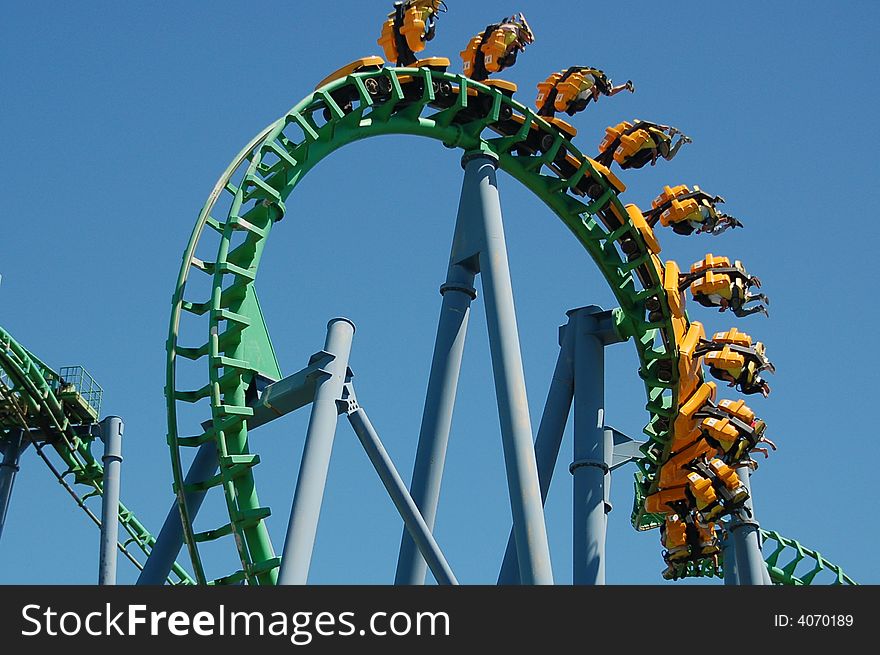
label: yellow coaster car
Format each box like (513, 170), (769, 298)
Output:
(378, 0), (447, 66)
(316, 56), (385, 90)
(535, 66), (631, 117)
(646, 185), (742, 236)
(660, 512), (718, 578)
(461, 13), (534, 81)
(679, 255), (770, 318)
(315, 57), (387, 122)
(696, 398), (775, 462)
(596, 120), (690, 170)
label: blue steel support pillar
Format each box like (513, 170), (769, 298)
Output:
(137, 440), (218, 584)
(730, 465), (767, 585)
(570, 307), (624, 585)
(721, 524), (738, 585)
(340, 386), (457, 585)
(498, 313), (576, 584)
(0, 429), (27, 542)
(98, 416), (124, 586)
(603, 427), (614, 526)
(741, 469), (773, 585)
(469, 153), (553, 585)
(395, 219), (476, 583)
(278, 318), (354, 585)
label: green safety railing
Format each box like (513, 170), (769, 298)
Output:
(56, 365), (103, 420)
(0, 326), (193, 584)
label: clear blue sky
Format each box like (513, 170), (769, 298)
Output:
(1, 1), (877, 584)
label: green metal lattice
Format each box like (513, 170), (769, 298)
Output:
(0, 325), (193, 584)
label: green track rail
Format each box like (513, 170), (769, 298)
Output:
(673, 529), (857, 584)
(759, 530), (856, 585)
(0, 326), (193, 585)
(165, 63), (853, 585)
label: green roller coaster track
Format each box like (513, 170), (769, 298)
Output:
(151, 63), (854, 586)
(760, 531), (855, 586)
(0, 326), (193, 585)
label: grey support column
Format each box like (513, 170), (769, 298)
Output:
(137, 440), (219, 585)
(341, 387), (457, 585)
(469, 153), (553, 585)
(278, 318), (354, 585)
(0, 429), (27, 541)
(571, 309), (606, 585)
(395, 213), (476, 584)
(721, 523), (738, 585)
(730, 465), (767, 585)
(498, 315), (576, 584)
(98, 416), (124, 585)
(569, 307), (624, 585)
(745, 469), (773, 585)
(603, 427), (614, 526)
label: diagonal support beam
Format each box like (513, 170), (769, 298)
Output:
(137, 440), (219, 585)
(400, 152), (553, 585)
(339, 383), (458, 585)
(498, 316), (576, 584)
(469, 154), (554, 585)
(498, 307), (630, 585)
(395, 259), (476, 583)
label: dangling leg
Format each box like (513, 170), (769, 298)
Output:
(664, 134), (692, 162)
(606, 80), (635, 96)
(732, 304), (768, 318)
(701, 213), (743, 235)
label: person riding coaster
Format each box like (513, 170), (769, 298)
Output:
(646, 184), (744, 236)
(693, 330), (775, 397)
(378, 0), (448, 67)
(678, 254), (769, 318)
(535, 66), (634, 118)
(460, 13), (534, 81)
(660, 507), (719, 579)
(684, 456), (750, 521)
(696, 398), (778, 462)
(595, 120), (691, 169)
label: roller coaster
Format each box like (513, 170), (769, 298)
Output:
(0, 3), (857, 586)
